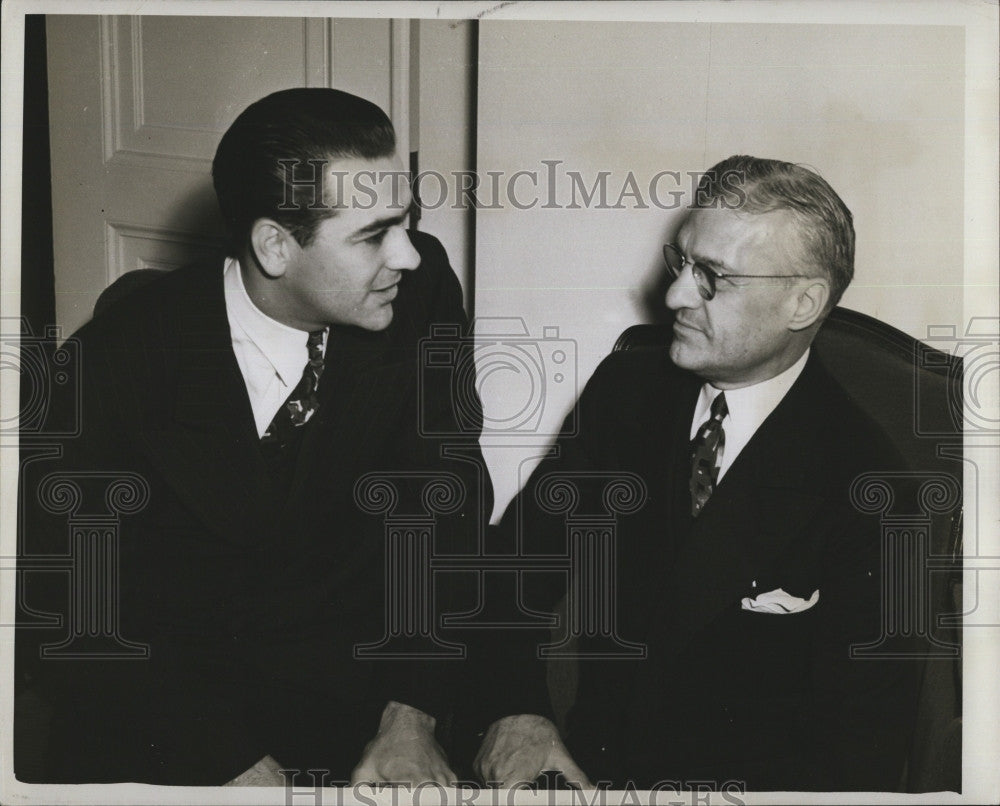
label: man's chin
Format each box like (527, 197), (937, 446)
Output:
(668, 340), (702, 373)
(357, 306), (395, 332)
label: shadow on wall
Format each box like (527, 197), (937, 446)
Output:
(636, 260), (676, 328)
(164, 178), (227, 247)
(634, 219), (680, 328)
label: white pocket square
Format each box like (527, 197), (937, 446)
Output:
(741, 587), (819, 614)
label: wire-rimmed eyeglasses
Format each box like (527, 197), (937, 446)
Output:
(662, 243), (813, 301)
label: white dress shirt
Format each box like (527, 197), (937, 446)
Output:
(689, 349), (810, 481)
(223, 257), (327, 437)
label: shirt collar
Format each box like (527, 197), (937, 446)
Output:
(223, 256), (326, 386)
(690, 348), (810, 440)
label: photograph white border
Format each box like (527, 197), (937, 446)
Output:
(2, 2), (997, 805)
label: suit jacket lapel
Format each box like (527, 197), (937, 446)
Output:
(618, 366), (698, 634)
(283, 324), (411, 518)
(647, 355), (832, 654)
(663, 370), (700, 528)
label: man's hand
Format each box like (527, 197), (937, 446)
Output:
(224, 754), (286, 786)
(474, 714), (592, 788)
(350, 701), (456, 786)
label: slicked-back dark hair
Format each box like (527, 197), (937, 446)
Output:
(212, 88), (396, 254)
(695, 155), (855, 308)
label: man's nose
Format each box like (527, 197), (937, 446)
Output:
(385, 227), (421, 271)
(665, 264), (702, 310)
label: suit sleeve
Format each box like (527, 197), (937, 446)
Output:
(372, 232), (496, 727)
(458, 353), (634, 735)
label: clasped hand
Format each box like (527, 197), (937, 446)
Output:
(474, 714), (592, 789)
(350, 700), (455, 786)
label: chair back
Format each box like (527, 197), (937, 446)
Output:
(615, 307), (963, 465)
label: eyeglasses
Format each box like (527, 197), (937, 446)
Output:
(662, 243), (813, 301)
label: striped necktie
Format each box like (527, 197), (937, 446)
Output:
(260, 329), (325, 448)
(689, 391), (728, 517)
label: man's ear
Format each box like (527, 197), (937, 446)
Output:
(788, 278), (830, 331)
(249, 219), (296, 279)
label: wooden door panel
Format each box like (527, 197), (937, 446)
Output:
(102, 16), (331, 170)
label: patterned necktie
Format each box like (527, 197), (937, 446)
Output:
(689, 391), (728, 517)
(261, 329), (326, 448)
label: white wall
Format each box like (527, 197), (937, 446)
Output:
(474, 20), (967, 520)
(415, 20), (477, 308)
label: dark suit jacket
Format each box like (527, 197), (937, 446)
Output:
(500, 345), (920, 791)
(18, 231), (491, 784)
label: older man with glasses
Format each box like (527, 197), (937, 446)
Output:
(474, 156), (920, 792)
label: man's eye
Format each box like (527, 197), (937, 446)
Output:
(697, 263), (726, 282)
(367, 230), (388, 245)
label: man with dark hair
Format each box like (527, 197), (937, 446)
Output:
(212, 88), (400, 254)
(476, 156), (919, 791)
(18, 88), (489, 785)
